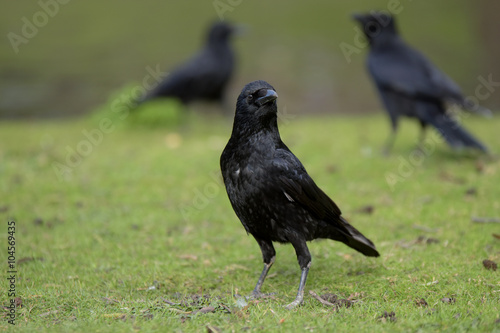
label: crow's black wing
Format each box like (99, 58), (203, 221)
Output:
(271, 149), (349, 234)
(273, 150), (379, 256)
(368, 40), (463, 102)
(142, 46), (230, 103)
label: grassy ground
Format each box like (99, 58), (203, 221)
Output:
(0, 110), (499, 332)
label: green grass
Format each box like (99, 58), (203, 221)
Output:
(1, 111), (499, 332)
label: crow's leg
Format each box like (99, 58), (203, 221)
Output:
(416, 121), (428, 150)
(382, 127), (398, 156)
(285, 239), (311, 310)
(249, 238), (275, 298)
(382, 115), (399, 156)
(382, 133), (395, 156)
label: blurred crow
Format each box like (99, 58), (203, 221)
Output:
(220, 80), (379, 309)
(135, 22), (237, 107)
(353, 12), (490, 153)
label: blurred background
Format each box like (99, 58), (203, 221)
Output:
(1, 0), (499, 119)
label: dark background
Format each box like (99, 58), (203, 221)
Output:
(1, 0), (499, 118)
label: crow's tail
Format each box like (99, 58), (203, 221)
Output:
(336, 217), (380, 257)
(428, 113), (488, 152)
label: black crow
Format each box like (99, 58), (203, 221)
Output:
(135, 21), (237, 107)
(220, 80), (379, 309)
(353, 12), (490, 153)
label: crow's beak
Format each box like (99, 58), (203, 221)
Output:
(256, 89), (278, 106)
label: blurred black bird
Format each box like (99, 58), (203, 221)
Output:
(135, 21), (237, 108)
(220, 80), (379, 309)
(353, 12), (490, 153)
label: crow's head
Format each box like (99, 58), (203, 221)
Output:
(231, 80), (280, 134)
(236, 80), (278, 121)
(207, 22), (236, 44)
(352, 11), (397, 42)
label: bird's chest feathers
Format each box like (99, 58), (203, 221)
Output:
(230, 150), (272, 187)
(226, 137), (278, 196)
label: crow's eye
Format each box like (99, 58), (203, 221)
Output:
(247, 95), (254, 102)
(366, 22), (379, 35)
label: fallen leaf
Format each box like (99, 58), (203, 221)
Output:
(325, 164), (338, 174)
(425, 237), (439, 244)
(348, 292), (364, 300)
(482, 259), (497, 271)
(441, 297), (456, 304)
(194, 306), (215, 315)
(14, 297), (22, 308)
(219, 303), (231, 314)
(475, 161), (485, 173)
(355, 205), (374, 215)
(33, 218), (43, 226)
(377, 311), (396, 322)
(309, 291), (353, 309)
(465, 188), (477, 196)
(415, 298), (428, 307)
(17, 257), (34, 264)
